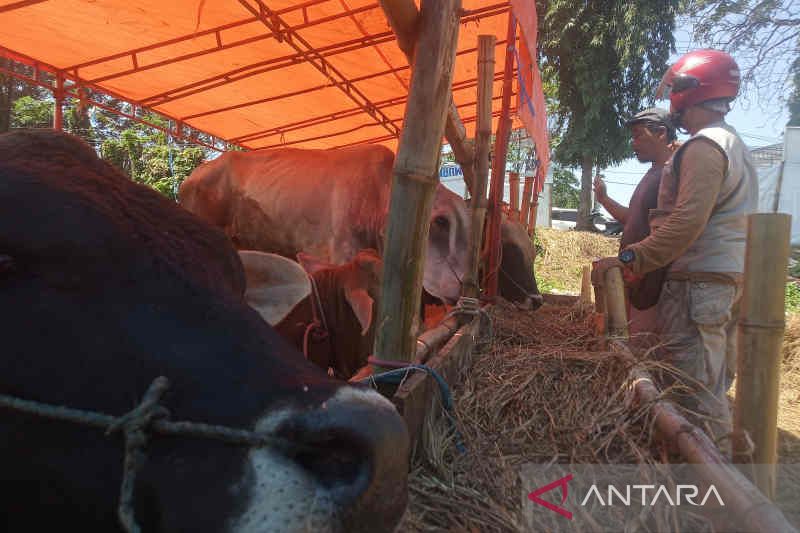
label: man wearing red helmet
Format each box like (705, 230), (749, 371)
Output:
(616, 50), (759, 448)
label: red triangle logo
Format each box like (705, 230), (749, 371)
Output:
(527, 473), (573, 520)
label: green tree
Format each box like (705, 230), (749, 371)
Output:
(537, 0), (679, 230)
(684, 0), (799, 120)
(1, 59), (51, 132)
(10, 95), (53, 128)
(100, 113), (206, 200)
(790, 61), (800, 126)
(551, 166), (580, 208)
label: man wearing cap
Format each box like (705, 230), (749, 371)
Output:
(610, 50), (758, 448)
(594, 108), (677, 341)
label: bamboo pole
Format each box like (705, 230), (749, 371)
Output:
(527, 199), (538, 237)
(520, 173), (534, 231)
(604, 266), (629, 339)
(579, 265), (592, 306)
(462, 34), (495, 299)
(599, 262), (795, 531)
(484, 13), (516, 299)
(379, 0), (477, 198)
(610, 341), (796, 533)
(509, 171), (520, 219)
(734, 213), (792, 497)
(372, 0), (462, 368)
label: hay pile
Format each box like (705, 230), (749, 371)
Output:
(534, 229), (619, 294)
(780, 315), (800, 462)
(400, 299), (669, 533)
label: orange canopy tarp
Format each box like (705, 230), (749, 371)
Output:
(0, 0), (546, 165)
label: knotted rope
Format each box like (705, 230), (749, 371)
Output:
(0, 376), (313, 533)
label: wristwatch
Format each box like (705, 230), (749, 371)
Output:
(618, 249), (635, 265)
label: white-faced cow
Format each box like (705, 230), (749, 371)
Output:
(0, 130), (408, 532)
(240, 249), (381, 380)
(179, 145), (469, 305)
(179, 145), (542, 310)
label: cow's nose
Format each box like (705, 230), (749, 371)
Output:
(276, 387), (409, 532)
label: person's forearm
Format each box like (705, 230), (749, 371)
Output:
(598, 196), (629, 224)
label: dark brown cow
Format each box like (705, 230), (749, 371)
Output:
(179, 145), (470, 304)
(498, 214), (543, 310)
(240, 249), (381, 380)
(0, 130), (408, 533)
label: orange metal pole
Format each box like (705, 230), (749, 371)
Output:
(53, 72), (64, 131)
(484, 12), (516, 299)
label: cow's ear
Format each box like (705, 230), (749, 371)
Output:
(297, 252), (333, 275)
(239, 251), (311, 325)
(344, 287), (374, 336)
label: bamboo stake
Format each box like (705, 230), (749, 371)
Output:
(734, 213), (792, 498)
(527, 199), (538, 237)
(600, 264), (795, 532)
(579, 265), (592, 305)
(610, 341), (796, 533)
(462, 34), (495, 299)
(509, 171), (520, 219)
(484, 13), (516, 299)
(520, 173), (534, 231)
(372, 0), (462, 368)
(379, 0), (477, 197)
(604, 266), (629, 339)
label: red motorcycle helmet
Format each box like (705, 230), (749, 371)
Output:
(655, 49), (740, 113)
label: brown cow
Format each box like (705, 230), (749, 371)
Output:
(239, 249), (381, 380)
(498, 214), (543, 310)
(180, 145), (470, 304)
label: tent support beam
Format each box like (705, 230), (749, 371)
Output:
(380, 0), (508, 196)
(182, 39), (509, 123)
(238, 0), (399, 138)
(244, 93), (507, 150)
(330, 109), (506, 150)
(0, 55), (230, 152)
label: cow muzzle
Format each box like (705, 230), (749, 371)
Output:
(234, 387), (409, 533)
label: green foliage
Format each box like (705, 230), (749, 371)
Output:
(537, 0), (679, 169)
(551, 166), (580, 208)
(787, 282), (800, 314)
(684, 0), (798, 113)
(11, 95), (53, 128)
(100, 113), (206, 200)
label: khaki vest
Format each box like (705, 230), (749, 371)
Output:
(653, 121), (758, 274)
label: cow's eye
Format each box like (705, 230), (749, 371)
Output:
(433, 216), (449, 229)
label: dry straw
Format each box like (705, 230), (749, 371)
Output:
(400, 298), (709, 533)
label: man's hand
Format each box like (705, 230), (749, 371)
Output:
(592, 256), (641, 286)
(593, 174), (608, 204)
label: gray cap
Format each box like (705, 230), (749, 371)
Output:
(625, 107), (676, 138)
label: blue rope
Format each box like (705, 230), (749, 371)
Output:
(511, 44), (537, 119)
(358, 365), (466, 454)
